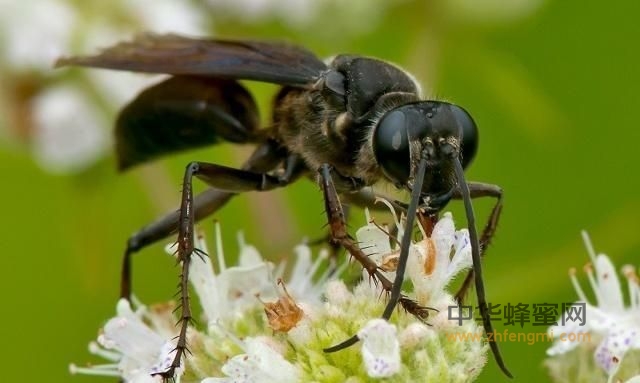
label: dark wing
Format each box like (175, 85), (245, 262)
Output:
(56, 35), (328, 169)
(114, 76), (260, 170)
(56, 34), (328, 87)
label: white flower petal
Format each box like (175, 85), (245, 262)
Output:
(595, 254), (625, 312)
(406, 243), (426, 283)
(210, 338), (299, 383)
(445, 229), (473, 282)
(100, 317), (166, 365)
(288, 244), (313, 291)
(238, 232), (264, 267)
(595, 326), (640, 374)
(358, 319), (401, 378)
(356, 219), (393, 264)
(546, 322), (585, 356)
(218, 264), (274, 306)
(189, 235), (222, 324)
(432, 213), (455, 268)
(76, 299), (182, 381)
(286, 244), (329, 303)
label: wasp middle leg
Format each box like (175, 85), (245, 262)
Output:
(158, 153), (305, 379)
(119, 139), (291, 299)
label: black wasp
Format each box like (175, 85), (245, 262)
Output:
(57, 34), (511, 379)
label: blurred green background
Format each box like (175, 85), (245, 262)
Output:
(1, 0), (639, 382)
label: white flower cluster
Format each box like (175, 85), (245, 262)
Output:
(546, 232), (640, 383)
(71, 206), (487, 382)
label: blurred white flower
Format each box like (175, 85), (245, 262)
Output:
(126, 0), (207, 34)
(0, 0), (76, 70)
(31, 85), (109, 173)
(546, 232), (640, 383)
(1, 0), (209, 173)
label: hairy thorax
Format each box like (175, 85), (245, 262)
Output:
(270, 87), (382, 187)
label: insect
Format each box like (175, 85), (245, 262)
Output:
(57, 34), (511, 379)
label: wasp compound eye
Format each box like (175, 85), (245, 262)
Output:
(449, 104), (478, 168)
(373, 109), (410, 185)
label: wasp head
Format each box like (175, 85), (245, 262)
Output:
(372, 101), (478, 211)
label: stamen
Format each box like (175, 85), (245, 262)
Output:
(88, 341), (120, 361)
(289, 245), (314, 293)
(215, 221), (226, 271)
(374, 198), (401, 229)
(69, 364), (120, 377)
(307, 248), (327, 281)
(317, 250), (349, 282)
(416, 215), (427, 239)
(581, 231), (598, 266)
(622, 265), (639, 309)
(569, 268), (590, 303)
(196, 228), (209, 256)
(584, 263), (603, 306)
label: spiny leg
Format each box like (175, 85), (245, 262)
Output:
(159, 156), (304, 379)
(308, 187), (407, 259)
(453, 182), (503, 303)
(319, 165), (434, 348)
(318, 164), (393, 292)
(323, 156), (430, 352)
(120, 140), (286, 299)
(121, 189), (233, 299)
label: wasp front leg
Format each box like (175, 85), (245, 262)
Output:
(318, 165), (394, 292)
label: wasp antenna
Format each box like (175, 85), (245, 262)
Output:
(382, 156), (428, 319)
(453, 159), (513, 378)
